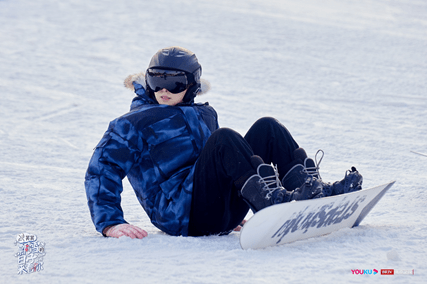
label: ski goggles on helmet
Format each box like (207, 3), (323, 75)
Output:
(146, 68), (191, 94)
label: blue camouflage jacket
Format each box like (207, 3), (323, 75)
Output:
(84, 84), (219, 236)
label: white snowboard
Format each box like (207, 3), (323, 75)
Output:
(240, 181), (395, 250)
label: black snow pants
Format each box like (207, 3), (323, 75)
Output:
(188, 117), (299, 236)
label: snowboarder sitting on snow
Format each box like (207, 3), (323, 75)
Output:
(84, 46), (363, 239)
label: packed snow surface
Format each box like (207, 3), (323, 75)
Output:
(1, 0), (426, 283)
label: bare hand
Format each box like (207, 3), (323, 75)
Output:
(104, 224), (148, 239)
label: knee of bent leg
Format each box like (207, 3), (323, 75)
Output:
(210, 128), (243, 142)
(253, 117), (280, 129)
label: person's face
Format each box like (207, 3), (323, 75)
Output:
(155, 88), (187, 106)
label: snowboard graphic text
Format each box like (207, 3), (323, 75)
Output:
(272, 195), (367, 244)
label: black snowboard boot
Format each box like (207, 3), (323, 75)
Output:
(240, 156), (292, 213)
(282, 148), (363, 197)
(281, 163), (324, 200)
(281, 148), (324, 192)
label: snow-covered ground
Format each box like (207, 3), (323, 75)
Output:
(1, 0), (426, 283)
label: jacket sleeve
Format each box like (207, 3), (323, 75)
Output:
(84, 120), (141, 235)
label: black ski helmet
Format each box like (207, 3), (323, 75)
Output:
(145, 46), (202, 103)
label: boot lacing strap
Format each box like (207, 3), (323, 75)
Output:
(260, 164), (282, 200)
(304, 149), (324, 179)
